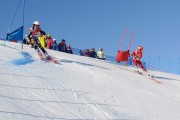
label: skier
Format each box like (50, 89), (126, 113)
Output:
(131, 46), (152, 76)
(27, 21), (49, 58)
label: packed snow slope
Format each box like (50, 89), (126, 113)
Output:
(0, 41), (180, 120)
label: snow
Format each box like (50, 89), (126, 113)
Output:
(0, 41), (180, 120)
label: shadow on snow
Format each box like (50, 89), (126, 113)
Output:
(11, 52), (34, 65)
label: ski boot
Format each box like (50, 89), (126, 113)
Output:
(44, 52), (51, 59)
(147, 74), (154, 78)
(136, 70), (142, 74)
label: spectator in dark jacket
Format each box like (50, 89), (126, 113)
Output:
(79, 50), (84, 56)
(67, 45), (73, 54)
(89, 48), (97, 58)
(58, 39), (67, 52)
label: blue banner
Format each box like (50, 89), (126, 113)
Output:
(0, 38), (5, 40)
(6, 26), (23, 41)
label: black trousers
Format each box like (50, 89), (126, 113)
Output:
(30, 36), (47, 54)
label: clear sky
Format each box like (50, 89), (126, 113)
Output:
(0, 0), (180, 58)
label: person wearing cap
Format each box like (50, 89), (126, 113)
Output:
(52, 39), (58, 50)
(97, 48), (105, 60)
(27, 21), (49, 57)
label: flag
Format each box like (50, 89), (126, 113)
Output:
(0, 38), (5, 40)
(6, 26), (23, 42)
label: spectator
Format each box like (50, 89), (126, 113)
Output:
(52, 39), (58, 50)
(58, 39), (67, 52)
(46, 34), (53, 49)
(67, 45), (73, 54)
(89, 48), (97, 58)
(79, 50), (84, 56)
(84, 49), (89, 57)
(97, 48), (105, 60)
(38, 33), (46, 48)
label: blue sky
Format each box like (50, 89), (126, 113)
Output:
(0, 0), (180, 58)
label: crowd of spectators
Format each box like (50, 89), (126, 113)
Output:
(79, 48), (105, 60)
(23, 34), (73, 54)
(24, 33), (105, 60)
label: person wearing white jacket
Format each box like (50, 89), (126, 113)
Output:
(97, 48), (105, 60)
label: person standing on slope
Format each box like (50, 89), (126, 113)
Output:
(46, 34), (53, 49)
(89, 48), (97, 58)
(58, 39), (67, 52)
(27, 21), (49, 58)
(97, 48), (105, 60)
(52, 39), (58, 50)
(38, 32), (46, 48)
(131, 46), (151, 76)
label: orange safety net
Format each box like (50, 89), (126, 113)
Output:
(115, 50), (130, 62)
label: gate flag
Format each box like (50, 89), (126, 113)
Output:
(6, 26), (23, 42)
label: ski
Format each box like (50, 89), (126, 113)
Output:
(115, 66), (162, 84)
(37, 51), (44, 60)
(134, 71), (162, 84)
(46, 56), (58, 63)
(36, 51), (58, 63)
(148, 76), (162, 84)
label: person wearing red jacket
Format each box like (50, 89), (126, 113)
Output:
(131, 46), (151, 76)
(46, 34), (53, 49)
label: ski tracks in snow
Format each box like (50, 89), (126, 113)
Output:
(65, 61), (120, 119)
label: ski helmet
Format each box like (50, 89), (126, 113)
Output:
(137, 46), (143, 51)
(33, 21), (40, 25)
